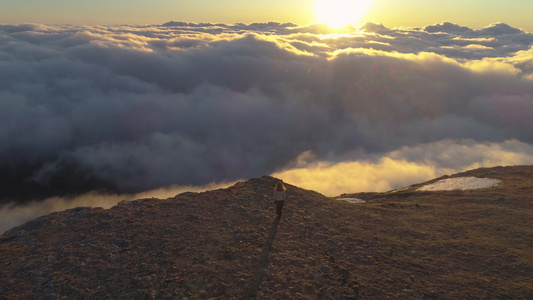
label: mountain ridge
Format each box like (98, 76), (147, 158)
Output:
(1, 167), (532, 299)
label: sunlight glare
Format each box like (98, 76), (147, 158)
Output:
(315, 0), (372, 28)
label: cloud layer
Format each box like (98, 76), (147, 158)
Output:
(273, 139), (533, 196)
(1, 21), (533, 205)
(0, 180), (235, 234)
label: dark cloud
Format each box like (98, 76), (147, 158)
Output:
(0, 24), (43, 33)
(478, 23), (524, 36)
(1, 22), (533, 204)
(359, 22), (392, 34)
(425, 22), (474, 34)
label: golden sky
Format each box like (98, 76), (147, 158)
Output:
(1, 0), (532, 31)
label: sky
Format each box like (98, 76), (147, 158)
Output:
(1, 1), (533, 232)
(1, 0), (533, 31)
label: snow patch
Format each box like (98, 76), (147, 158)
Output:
(336, 198), (366, 204)
(417, 177), (501, 191)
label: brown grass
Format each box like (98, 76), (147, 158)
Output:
(1, 166), (532, 299)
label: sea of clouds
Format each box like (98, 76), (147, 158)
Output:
(1, 21), (533, 232)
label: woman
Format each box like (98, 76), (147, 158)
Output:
(273, 182), (286, 219)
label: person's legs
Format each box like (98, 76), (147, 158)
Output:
(275, 200), (284, 218)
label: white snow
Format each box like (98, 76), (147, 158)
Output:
(417, 176), (501, 191)
(336, 198), (366, 204)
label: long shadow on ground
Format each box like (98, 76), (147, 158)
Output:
(245, 217), (280, 298)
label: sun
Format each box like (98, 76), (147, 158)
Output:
(315, 0), (372, 28)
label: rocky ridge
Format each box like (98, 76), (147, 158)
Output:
(1, 166), (533, 299)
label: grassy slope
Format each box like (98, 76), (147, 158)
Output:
(0, 166), (532, 299)
(337, 165), (533, 298)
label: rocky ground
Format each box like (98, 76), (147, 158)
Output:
(1, 166), (532, 299)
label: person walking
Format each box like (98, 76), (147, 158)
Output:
(273, 182), (286, 219)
